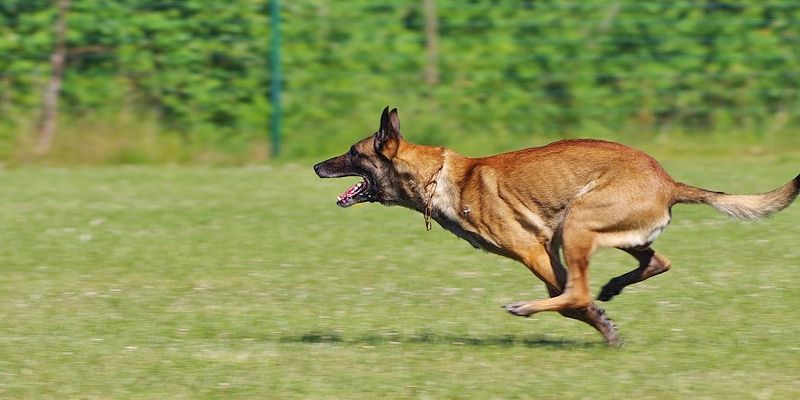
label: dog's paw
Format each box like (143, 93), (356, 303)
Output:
(597, 284), (622, 302)
(503, 301), (534, 317)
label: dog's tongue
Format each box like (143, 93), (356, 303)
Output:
(337, 180), (366, 207)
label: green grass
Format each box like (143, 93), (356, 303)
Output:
(1, 154), (799, 399)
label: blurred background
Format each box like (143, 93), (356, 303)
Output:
(1, 0), (799, 164)
(3, 2), (800, 397)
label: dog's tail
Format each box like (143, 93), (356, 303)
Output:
(671, 173), (800, 220)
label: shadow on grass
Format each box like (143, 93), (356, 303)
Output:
(278, 330), (603, 349)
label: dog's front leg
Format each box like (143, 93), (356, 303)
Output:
(504, 232), (594, 316)
(502, 242), (571, 316)
(502, 239), (622, 346)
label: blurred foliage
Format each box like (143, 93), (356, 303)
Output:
(1, 0), (799, 161)
(0, 0), (268, 159)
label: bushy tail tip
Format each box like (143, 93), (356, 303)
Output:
(673, 173), (799, 220)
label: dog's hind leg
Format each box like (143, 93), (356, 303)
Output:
(556, 299), (622, 347)
(597, 247), (671, 302)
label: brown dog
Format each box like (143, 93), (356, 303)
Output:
(313, 107), (799, 346)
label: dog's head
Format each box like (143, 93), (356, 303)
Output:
(313, 106), (405, 207)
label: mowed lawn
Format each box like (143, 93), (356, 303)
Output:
(1, 155), (798, 399)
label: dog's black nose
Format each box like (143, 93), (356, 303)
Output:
(313, 162), (323, 177)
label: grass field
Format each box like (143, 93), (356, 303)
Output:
(1, 153), (799, 399)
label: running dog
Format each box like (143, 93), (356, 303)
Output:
(313, 106), (799, 346)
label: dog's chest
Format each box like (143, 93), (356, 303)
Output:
(432, 203), (506, 253)
(428, 159), (505, 252)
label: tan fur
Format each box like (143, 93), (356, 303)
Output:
(315, 108), (800, 346)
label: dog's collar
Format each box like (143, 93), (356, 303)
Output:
(423, 165), (444, 231)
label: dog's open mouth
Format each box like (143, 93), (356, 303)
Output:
(337, 179), (371, 207)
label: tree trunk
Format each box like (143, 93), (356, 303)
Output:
(422, 0), (439, 86)
(35, 0), (70, 156)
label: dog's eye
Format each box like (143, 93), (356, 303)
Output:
(349, 146), (358, 157)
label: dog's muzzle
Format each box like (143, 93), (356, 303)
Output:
(313, 162), (326, 178)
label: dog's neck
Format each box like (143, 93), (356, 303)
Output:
(392, 142), (446, 211)
(393, 142), (468, 216)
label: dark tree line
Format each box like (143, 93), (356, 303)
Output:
(1, 1), (799, 159)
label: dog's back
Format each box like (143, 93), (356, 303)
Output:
(466, 139), (675, 230)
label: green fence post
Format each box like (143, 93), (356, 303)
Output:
(269, 0), (282, 157)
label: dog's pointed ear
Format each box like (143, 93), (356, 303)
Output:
(375, 106), (402, 156)
(388, 108), (403, 139)
(377, 106), (399, 140)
